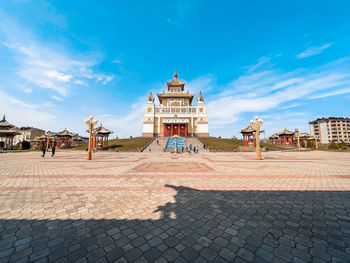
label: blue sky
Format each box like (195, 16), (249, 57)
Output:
(0, 0), (350, 138)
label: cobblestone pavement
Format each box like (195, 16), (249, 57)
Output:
(0, 151), (350, 262)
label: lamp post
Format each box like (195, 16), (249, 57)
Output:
(45, 131), (51, 152)
(85, 116), (98, 160)
(250, 116), (264, 160)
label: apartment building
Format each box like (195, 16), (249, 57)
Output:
(309, 117), (350, 144)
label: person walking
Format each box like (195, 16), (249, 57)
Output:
(193, 146), (196, 154)
(41, 143), (46, 158)
(51, 144), (56, 157)
(189, 144), (192, 151)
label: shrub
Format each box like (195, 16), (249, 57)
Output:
(338, 141), (348, 150)
(21, 140), (31, 150)
(328, 141), (338, 150)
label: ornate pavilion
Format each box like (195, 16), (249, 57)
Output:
(0, 115), (20, 150)
(240, 124), (264, 147)
(92, 124), (113, 148)
(142, 70), (209, 137)
(269, 128), (295, 146)
(55, 128), (76, 148)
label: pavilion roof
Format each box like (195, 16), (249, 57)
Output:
(56, 128), (76, 137)
(93, 124), (113, 134)
(269, 133), (279, 139)
(0, 115), (14, 129)
(166, 70), (186, 90)
(240, 125), (264, 134)
(276, 128), (295, 135)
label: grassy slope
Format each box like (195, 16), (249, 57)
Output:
(70, 137), (154, 152)
(200, 137), (290, 152)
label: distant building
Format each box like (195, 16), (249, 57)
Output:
(13, 127), (45, 145)
(309, 117), (350, 144)
(142, 70), (209, 137)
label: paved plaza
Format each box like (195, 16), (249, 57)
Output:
(0, 151), (350, 262)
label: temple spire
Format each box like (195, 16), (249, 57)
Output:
(2, 115), (5, 122)
(174, 70), (178, 80)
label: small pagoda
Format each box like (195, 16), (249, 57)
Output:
(55, 128), (76, 148)
(276, 128), (295, 145)
(240, 125), (264, 147)
(92, 124), (113, 148)
(0, 115), (20, 150)
(269, 133), (279, 144)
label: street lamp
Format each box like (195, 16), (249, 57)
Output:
(250, 116), (264, 160)
(85, 116), (98, 160)
(45, 131), (51, 152)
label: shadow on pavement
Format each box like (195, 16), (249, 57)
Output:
(1, 185), (350, 262)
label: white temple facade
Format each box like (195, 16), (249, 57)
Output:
(142, 71), (209, 137)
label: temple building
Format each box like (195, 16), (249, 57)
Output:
(142, 71), (209, 137)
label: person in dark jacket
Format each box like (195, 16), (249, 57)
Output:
(51, 145), (56, 157)
(41, 143), (46, 158)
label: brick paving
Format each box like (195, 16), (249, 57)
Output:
(0, 150), (350, 262)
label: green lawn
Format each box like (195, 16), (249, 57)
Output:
(70, 137), (154, 152)
(199, 137), (292, 152)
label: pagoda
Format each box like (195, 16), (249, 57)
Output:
(142, 70), (209, 137)
(0, 115), (20, 150)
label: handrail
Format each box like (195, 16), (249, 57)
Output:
(140, 136), (158, 152)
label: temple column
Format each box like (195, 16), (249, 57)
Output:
(185, 124), (188, 137)
(163, 124), (166, 137)
(178, 124), (180, 136)
(283, 137), (286, 145)
(171, 124), (173, 136)
(253, 135), (255, 147)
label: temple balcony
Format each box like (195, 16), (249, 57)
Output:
(155, 106), (198, 114)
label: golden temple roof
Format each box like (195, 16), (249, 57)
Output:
(166, 70), (186, 90)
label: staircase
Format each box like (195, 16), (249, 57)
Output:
(184, 137), (210, 152)
(142, 137), (168, 152)
(165, 137), (186, 149)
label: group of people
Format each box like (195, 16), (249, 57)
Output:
(41, 143), (56, 158)
(188, 144), (199, 154)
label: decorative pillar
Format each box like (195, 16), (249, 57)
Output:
(171, 124), (173, 136)
(178, 124), (180, 136)
(253, 135), (255, 147)
(283, 137), (286, 145)
(185, 124), (188, 137)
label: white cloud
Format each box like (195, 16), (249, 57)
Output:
(248, 56), (271, 72)
(297, 43), (332, 59)
(309, 87), (350, 99)
(112, 59), (122, 64)
(0, 13), (116, 96)
(51, 96), (64, 101)
(44, 70), (72, 82)
(102, 97), (146, 138)
(0, 90), (56, 129)
(206, 57), (350, 135)
(74, 80), (85, 85)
